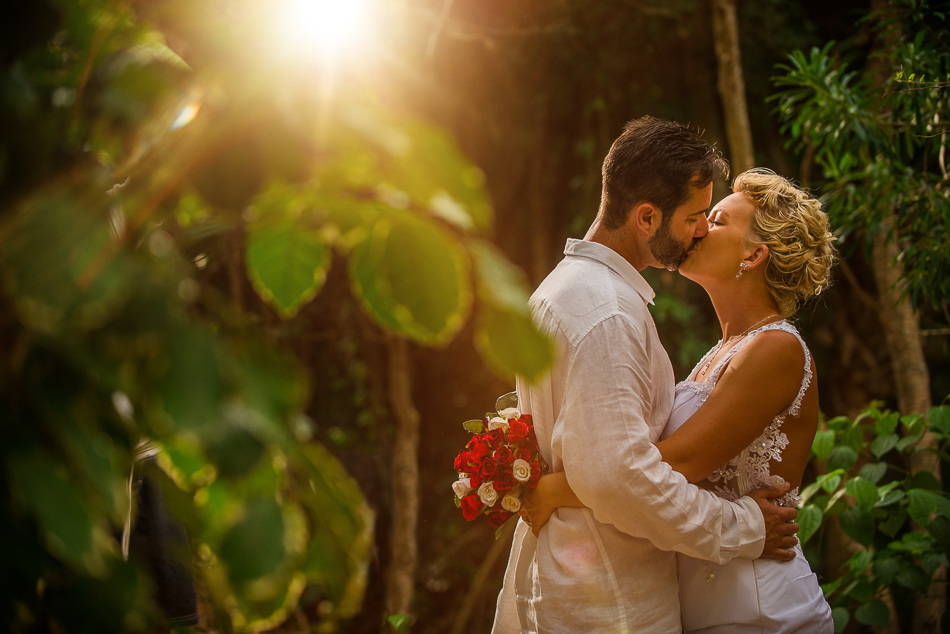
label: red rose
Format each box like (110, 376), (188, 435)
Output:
(460, 494), (483, 521)
(508, 419), (529, 445)
(488, 428), (507, 449)
(515, 447), (532, 463)
(521, 414), (533, 426)
(485, 507), (513, 528)
(528, 461), (542, 487)
(470, 437), (491, 462)
(494, 470), (515, 493)
(479, 457), (497, 481)
(455, 450), (477, 472)
(469, 472), (483, 488)
(493, 446), (514, 467)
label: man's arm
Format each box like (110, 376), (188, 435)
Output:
(556, 313), (774, 563)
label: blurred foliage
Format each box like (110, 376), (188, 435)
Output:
(800, 399), (950, 632)
(0, 0), (552, 631)
(772, 0), (950, 310)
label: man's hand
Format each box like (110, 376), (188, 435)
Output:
(748, 482), (799, 561)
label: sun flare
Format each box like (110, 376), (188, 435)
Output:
(277, 0), (368, 60)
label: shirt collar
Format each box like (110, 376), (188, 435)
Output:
(563, 238), (656, 305)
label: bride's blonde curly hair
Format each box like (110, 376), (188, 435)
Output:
(733, 168), (837, 318)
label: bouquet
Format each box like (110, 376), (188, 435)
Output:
(452, 393), (546, 536)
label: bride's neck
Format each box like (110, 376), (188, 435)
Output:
(706, 284), (780, 341)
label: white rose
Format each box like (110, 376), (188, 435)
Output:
(478, 481), (499, 507)
(452, 478), (472, 499)
(498, 407), (521, 420)
(488, 416), (509, 432)
(501, 488), (523, 513)
(512, 459), (531, 483)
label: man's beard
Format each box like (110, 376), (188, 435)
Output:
(649, 222), (697, 271)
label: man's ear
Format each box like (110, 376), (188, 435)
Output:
(632, 202), (661, 236)
(743, 244), (770, 271)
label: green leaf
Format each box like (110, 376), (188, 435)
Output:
(818, 469), (845, 493)
(873, 558), (900, 585)
(929, 405), (950, 434)
(912, 470), (943, 491)
(350, 112), (494, 233)
(846, 477), (879, 511)
(930, 516), (950, 553)
(9, 453), (99, 573)
(854, 599), (890, 626)
(839, 506), (875, 546)
(463, 419), (485, 434)
(495, 392), (519, 412)
(875, 412), (899, 436)
(895, 563), (932, 593)
(831, 607), (849, 633)
(812, 430), (835, 459)
(469, 241), (532, 315)
(246, 219), (330, 317)
(220, 497), (286, 583)
(827, 446), (858, 472)
(349, 211), (471, 346)
(797, 505), (823, 544)
(878, 510), (907, 537)
(903, 414), (925, 434)
(475, 305), (554, 383)
(388, 613), (412, 633)
(908, 488), (950, 527)
(896, 433), (922, 452)
(858, 462), (887, 484)
(158, 327), (228, 431)
(871, 434), (899, 458)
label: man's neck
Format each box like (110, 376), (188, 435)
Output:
(584, 218), (651, 272)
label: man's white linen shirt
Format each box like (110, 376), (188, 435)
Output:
(491, 239), (766, 634)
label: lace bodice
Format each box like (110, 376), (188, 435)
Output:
(670, 320), (813, 508)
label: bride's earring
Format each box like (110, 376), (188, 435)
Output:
(735, 262), (749, 280)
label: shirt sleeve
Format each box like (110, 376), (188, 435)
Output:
(555, 313), (765, 563)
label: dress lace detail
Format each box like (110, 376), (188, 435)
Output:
(675, 321), (813, 508)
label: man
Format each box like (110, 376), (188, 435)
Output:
(491, 117), (799, 633)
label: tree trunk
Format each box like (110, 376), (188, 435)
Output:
(384, 335), (420, 628)
(870, 228), (943, 633)
(711, 0), (754, 175)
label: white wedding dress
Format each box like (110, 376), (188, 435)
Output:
(660, 321), (833, 633)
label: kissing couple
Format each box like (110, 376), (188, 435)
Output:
(491, 116), (836, 633)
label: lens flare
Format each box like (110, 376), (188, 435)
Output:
(278, 0), (367, 59)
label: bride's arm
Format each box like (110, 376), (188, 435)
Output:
(655, 330), (808, 483)
(522, 331), (809, 534)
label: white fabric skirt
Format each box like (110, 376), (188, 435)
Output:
(678, 542), (833, 633)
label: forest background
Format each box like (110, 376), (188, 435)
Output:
(1, 0), (949, 633)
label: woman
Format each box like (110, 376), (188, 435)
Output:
(518, 168), (836, 633)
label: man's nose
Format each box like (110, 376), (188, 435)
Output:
(695, 214), (710, 238)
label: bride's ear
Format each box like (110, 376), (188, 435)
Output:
(743, 245), (770, 271)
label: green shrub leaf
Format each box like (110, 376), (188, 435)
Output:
(840, 506), (875, 546)
(246, 219), (330, 318)
(846, 477), (879, 511)
(812, 430), (835, 459)
(797, 504), (823, 544)
(827, 446), (858, 472)
(854, 599), (890, 626)
(857, 462), (887, 484)
(870, 433), (899, 458)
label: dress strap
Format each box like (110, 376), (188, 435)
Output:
(704, 321), (812, 415)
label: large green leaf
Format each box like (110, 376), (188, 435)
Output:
(9, 453), (101, 573)
(845, 477), (879, 511)
(246, 219), (330, 317)
(908, 488), (950, 527)
(219, 497), (286, 583)
(797, 504), (823, 544)
(811, 430), (835, 460)
(475, 305), (555, 383)
(349, 210), (471, 345)
(345, 111), (493, 233)
(854, 600), (890, 626)
(839, 506), (875, 547)
(157, 326), (228, 431)
(469, 240), (554, 381)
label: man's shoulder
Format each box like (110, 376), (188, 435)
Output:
(530, 258), (651, 341)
